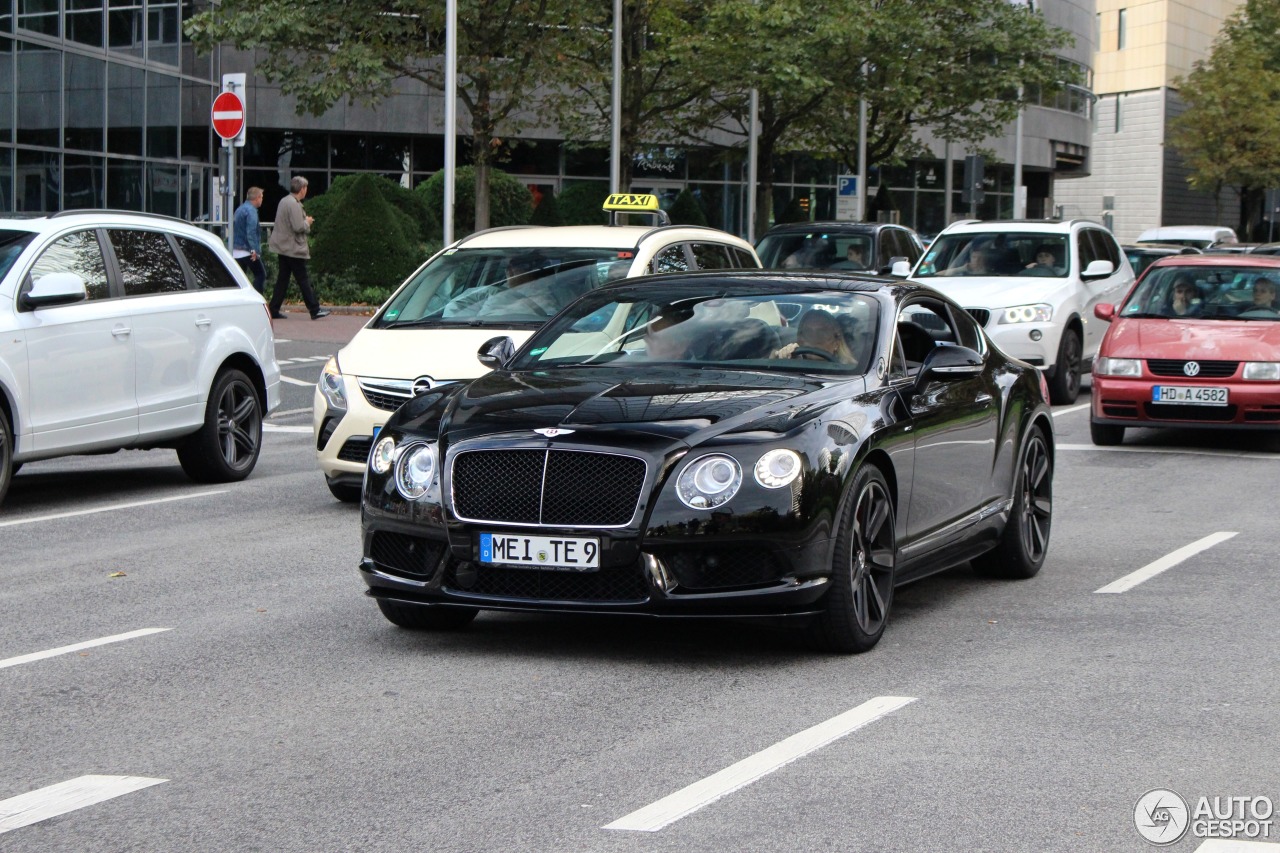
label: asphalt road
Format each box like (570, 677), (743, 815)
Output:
(2, 322), (1278, 853)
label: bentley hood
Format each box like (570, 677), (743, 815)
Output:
(390, 367), (856, 448)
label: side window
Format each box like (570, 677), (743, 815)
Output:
(26, 230), (111, 302)
(731, 247), (759, 268)
(1076, 229), (1099, 270)
(948, 305), (985, 353)
(108, 229), (188, 296)
(1098, 230), (1122, 268)
(650, 244), (691, 274)
(176, 237), (240, 290)
(877, 231), (895, 267)
(690, 242), (732, 270)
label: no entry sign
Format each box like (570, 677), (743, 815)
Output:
(211, 91), (245, 141)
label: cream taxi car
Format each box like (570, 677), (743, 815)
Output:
(314, 195), (760, 501)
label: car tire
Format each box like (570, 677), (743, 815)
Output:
(376, 598), (478, 631)
(1090, 421), (1125, 446)
(809, 465), (896, 654)
(326, 478), (362, 503)
(1047, 328), (1082, 405)
(0, 406), (13, 506)
(973, 426), (1053, 580)
(177, 369), (263, 483)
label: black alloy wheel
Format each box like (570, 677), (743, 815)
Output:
(0, 406), (12, 506)
(811, 465), (897, 653)
(1048, 329), (1082, 405)
(974, 426), (1053, 579)
(177, 369), (263, 483)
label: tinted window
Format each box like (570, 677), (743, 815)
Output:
(651, 244), (690, 274)
(27, 229), (110, 301)
(690, 242), (732, 270)
(0, 231), (36, 281)
(177, 236), (240, 290)
(1077, 230), (1099, 268)
(108, 229), (186, 295)
(730, 247), (758, 268)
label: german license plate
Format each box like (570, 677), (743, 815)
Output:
(1153, 385), (1228, 406)
(479, 532), (600, 570)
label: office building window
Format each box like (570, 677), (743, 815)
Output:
(65, 53), (106, 152)
(0, 37), (12, 144)
(1118, 9), (1127, 50)
(16, 41), (59, 148)
(17, 0), (57, 37)
(107, 61), (143, 155)
(67, 0), (104, 48)
(146, 69), (178, 158)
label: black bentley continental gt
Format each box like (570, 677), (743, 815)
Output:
(359, 271), (1055, 653)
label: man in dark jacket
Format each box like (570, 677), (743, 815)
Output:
(232, 186), (266, 294)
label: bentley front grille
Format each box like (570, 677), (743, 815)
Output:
(451, 448), (647, 527)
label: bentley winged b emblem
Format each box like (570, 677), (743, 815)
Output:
(533, 428), (575, 438)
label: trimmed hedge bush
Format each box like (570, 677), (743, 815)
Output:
(310, 174), (424, 289)
(305, 173), (433, 243)
(530, 189), (565, 226)
(416, 166), (533, 237)
(557, 182), (611, 225)
(668, 188), (708, 226)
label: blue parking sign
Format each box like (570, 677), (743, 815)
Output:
(838, 175), (858, 196)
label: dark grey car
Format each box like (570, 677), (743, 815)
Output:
(755, 222), (924, 275)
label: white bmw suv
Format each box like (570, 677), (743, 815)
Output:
(0, 211), (281, 506)
(911, 219), (1134, 404)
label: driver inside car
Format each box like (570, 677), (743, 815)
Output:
(773, 308), (856, 363)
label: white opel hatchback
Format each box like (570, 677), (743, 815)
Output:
(0, 211), (281, 506)
(314, 194), (760, 501)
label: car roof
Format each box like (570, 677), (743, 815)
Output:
(596, 267), (925, 299)
(453, 223), (755, 252)
(936, 218), (1099, 235)
(760, 221), (904, 235)
(1122, 242), (1200, 253)
(1144, 253), (1280, 270)
(0, 210), (214, 239)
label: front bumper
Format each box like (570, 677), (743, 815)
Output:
(1092, 375), (1280, 429)
(982, 321), (1062, 370)
(360, 513), (836, 619)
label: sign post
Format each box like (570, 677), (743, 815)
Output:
(213, 74), (247, 249)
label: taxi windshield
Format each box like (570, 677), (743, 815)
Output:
(916, 233), (1070, 278)
(512, 282), (881, 375)
(372, 247), (635, 328)
(1121, 265), (1280, 320)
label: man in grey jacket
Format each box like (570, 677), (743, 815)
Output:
(268, 175), (329, 319)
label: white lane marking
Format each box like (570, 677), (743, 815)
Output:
(1058, 443), (1280, 460)
(274, 338), (291, 343)
(1095, 532), (1238, 594)
(263, 424), (312, 434)
(0, 628), (170, 671)
(0, 490), (227, 529)
(0, 775), (167, 834)
(1194, 842), (1280, 852)
(1051, 402), (1090, 418)
(280, 375), (315, 387)
(268, 407), (312, 417)
(603, 696), (917, 832)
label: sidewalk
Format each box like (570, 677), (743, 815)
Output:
(270, 304), (373, 345)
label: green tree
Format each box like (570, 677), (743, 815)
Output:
(1168, 0), (1280, 235)
(529, 189), (565, 226)
(416, 166), (533, 237)
(185, 0), (591, 231)
(305, 174), (431, 243)
(311, 174), (422, 288)
(557, 183), (611, 225)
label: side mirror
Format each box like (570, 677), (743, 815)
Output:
(1094, 303), (1116, 321)
(888, 258), (912, 277)
(477, 335), (516, 370)
(913, 345), (983, 395)
(1082, 259), (1115, 279)
(21, 272), (88, 310)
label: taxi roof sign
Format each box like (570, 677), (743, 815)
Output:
(603, 193), (660, 212)
(602, 193), (670, 226)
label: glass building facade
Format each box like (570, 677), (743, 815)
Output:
(0, 0), (217, 217)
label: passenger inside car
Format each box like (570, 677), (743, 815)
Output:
(1247, 277), (1278, 311)
(939, 242), (999, 276)
(829, 241), (870, 271)
(1022, 244), (1063, 276)
(1165, 274), (1201, 317)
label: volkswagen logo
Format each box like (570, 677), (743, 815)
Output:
(1183, 361), (1201, 377)
(412, 376), (435, 395)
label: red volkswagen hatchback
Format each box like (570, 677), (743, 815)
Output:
(1090, 254), (1280, 444)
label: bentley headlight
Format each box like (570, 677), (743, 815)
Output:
(999, 304), (1054, 324)
(754, 449), (802, 489)
(1095, 357), (1142, 377)
(1243, 362), (1280, 381)
(395, 443), (437, 500)
(676, 454), (742, 509)
(320, 356), (347, 411)
(370, 435), (397, 474)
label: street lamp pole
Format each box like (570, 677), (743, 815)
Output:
(747, 88), (758, 242)
(610, 0), (622, 195)
(443, 0), (457, 244)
